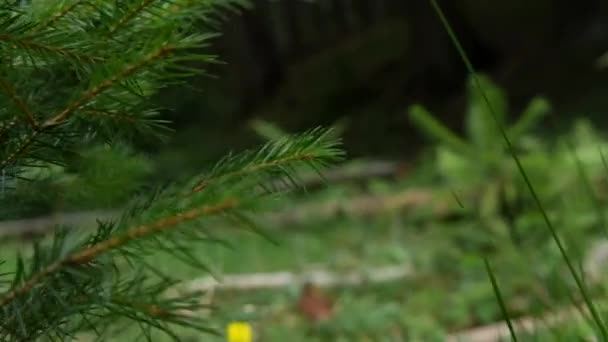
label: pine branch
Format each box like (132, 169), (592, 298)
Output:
(0, 127), (342, 340)
(0, 33), (103, 64)
(0, 0), (245, 177)
(43, 44), (176, 128)
(30, 0), (88, 33)
(69, 199), (238, 265)
(107, 0), (157, 35)
(0, 130), (40, 170)
(189, 127), (344, 195)
(0, 77), (38, 130)
(0, 1), (345, 340)
(0, 200), (237, 309)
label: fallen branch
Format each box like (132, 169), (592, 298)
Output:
(182, 264), (413, 292)
(270, 160), (410, 191)
(0, 160), (412, 239)
(0, 210), (119, 239)
(447, 304), (592, 342)
(0, 187), (449, 239)
(263, 187), (450, 227)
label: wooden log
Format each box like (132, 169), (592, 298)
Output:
(447, 305), (590, 342)
(182, 264), (412, 292)
(0, 160), (424, 239)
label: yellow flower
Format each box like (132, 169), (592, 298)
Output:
(227, 322), (253, 342)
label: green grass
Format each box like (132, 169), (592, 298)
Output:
(3, 2), (608, 338)
(428, 0), (608, 340)
(4, 115), (608, 340)
(3, 170), (608, 340)
(3, 1), (608, 340)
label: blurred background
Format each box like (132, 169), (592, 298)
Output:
(5, 0), (608, 340)
(154, 0), (608, 172)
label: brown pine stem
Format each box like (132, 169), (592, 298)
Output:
(107, 0), (157, 35)
(67, 198), (237, 264)
(0, 198), (238, 309)
(43, 45), (175, 128)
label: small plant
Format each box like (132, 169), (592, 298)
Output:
(409, 73), (550, 216)
(428, 0), (608, 339)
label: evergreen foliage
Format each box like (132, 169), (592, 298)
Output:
(0, 1), (343, 341)
(408, 73), (550, 220)
(1, 145), (155, 219)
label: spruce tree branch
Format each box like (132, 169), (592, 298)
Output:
(0, 130), (40, 170)
(189, 154), (318, 195)
(0, 38), (183, 171)
(0, 198), (238, 310)
(81, 109), (138, 124)
(43, 45), (176, 128)
(67, 198), (238, 264)
(0, 34), (102, 64)
(107, 0), (156, 35)
(0, 260), (63, 311)
(30, 0), (87, 33)
(0, 77), (38, 130)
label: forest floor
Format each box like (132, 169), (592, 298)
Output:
(2, 159), (607, 341)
